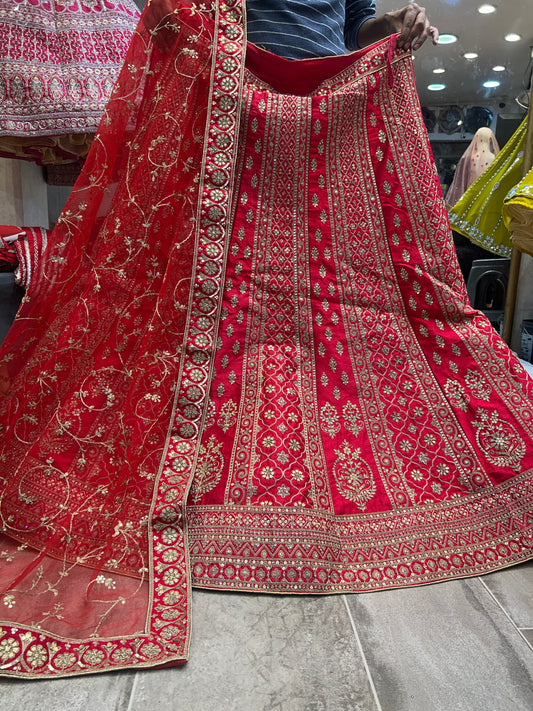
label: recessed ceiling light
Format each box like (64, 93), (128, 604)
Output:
(483, 80), (501, 88)
(505, 33), (522, 42)
(437, 34), (458, 45)
(433, 68), (446, 74)
(492, 65), (506, 71)
(428, 83), (446, 91)
(464, 52), (479, 59)
(478, 4), (496, 13)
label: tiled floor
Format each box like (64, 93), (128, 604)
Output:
(1, 562), (532, 710)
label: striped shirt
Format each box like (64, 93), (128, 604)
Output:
(246, 0), (377, 60)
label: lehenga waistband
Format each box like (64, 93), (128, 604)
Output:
(244, 35), (401, 95)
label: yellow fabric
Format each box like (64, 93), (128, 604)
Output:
(503, 165), (533, 257)
(448, 117), (527, 257)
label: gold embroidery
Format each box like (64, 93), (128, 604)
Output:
(444, 379), (469, 411)
(473, 409), (526, 471)
(320, 403), (340, 437)
(333, 442), (376, 509)
(190, 436), (224, 502)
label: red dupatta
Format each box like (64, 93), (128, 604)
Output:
(0, 0), (245, 676)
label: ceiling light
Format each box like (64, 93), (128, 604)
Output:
(464, 52), (479, 59)
(492, 65), (506, 71)
(428, 84), (446, 91)
(483, 80), (501, 88)
(478, 4), (496, 13)
(504, 33), (522, 42)
(433, 68), (446, 74)
(437, 34), (458, 44)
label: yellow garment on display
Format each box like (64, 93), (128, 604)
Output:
(503, 165), (533, 257)
(449, 118), (527, 257)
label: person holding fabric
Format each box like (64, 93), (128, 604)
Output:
(1, 0), (532, 679)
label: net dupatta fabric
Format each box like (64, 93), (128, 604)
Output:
(0, 0), (245, 676)
(445, 127), (500, 209)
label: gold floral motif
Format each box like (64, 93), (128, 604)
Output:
(26, 644), (48, 668)
(333, 442), (376, 509)
(187, 433), (222, 499)
(0, 637), (20, 663)
(343, 402), (364, 436)
(112, 647), (133, 663)
(473, 409), (526, 471)
(83, 649), (105, 666)
(218, 399), (238, 432)
(444, 379), (469, 411)
(465, 369), (491, 400)
(320, 403), (340, 438)
(53, 652), (77, 670)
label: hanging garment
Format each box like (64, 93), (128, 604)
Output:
(0, 1), (532, 678)
(0, 226), (51, 288)
(0, 0), (140, 165)
(449, 118), (527, 257)
(445, 127), (500, 209)
(503, 164), (533, 258)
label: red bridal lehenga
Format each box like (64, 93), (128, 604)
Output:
(0, 0), (532, 677)
(0, 0), (140, 165)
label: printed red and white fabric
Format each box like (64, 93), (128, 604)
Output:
(0, 0), (139, 164)
(0, 0), (532, 679)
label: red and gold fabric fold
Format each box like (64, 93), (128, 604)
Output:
(187, 40), (533, 594)
(1, 0), (532, 679)
(0, 226), (51, 288)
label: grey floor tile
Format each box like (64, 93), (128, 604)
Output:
(520, 629), (533, 648)
(346, 578), (533, 711)
(481, 561), (533, 629)
(128, 589), (380, 711)
(0, 671), (136, 711)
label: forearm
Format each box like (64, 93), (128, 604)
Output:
(356, 16), (394, 49)
(356, 5), (439, 52)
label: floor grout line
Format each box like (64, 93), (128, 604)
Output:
(478, 578), (533, 653)
(125, 672), (141, 711)
(342, 595), (384, 711)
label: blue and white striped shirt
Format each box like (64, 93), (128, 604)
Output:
(246, 0), (377, 60)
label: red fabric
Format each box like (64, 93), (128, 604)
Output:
(187, 41), (533, 594)
(0, 0), (233, 674)
(0, 226), (51, 287)
(0, 0), (140, 164)
(0, 0), (532, 679)
(0, 226), (21, 271)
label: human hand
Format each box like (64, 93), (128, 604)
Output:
(385, 3), (439, 51)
